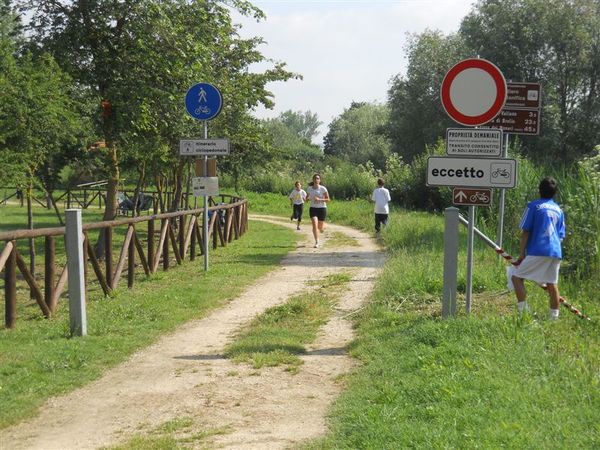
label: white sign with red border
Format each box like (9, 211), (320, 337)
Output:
(441, 58), (507, 127)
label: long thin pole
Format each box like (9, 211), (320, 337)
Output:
(203, 121), (209, 271)
(496, 133), (509, 247)
(466, 205), (476, 314)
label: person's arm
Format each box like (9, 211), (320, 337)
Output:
(318, 189), (330, 203)
(516, 230), (530, 265)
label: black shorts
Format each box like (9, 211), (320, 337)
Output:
(292, 203), (304, 220)
(309, 207), (327, 221)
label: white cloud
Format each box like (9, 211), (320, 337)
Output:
(233, 0), (475, 143)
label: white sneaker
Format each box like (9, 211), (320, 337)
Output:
(314, 241), (319, 248)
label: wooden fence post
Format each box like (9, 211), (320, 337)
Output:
(45, 236), (55, 309)
(5, 242), (17, 328)
(105, 227), (113, 288)
(65, 210), (87, 336)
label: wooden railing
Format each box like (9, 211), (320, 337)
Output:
(0, 196), (248, 328)
(1, 185), (211, 213)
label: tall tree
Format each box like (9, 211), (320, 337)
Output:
(461, 0), (600, 161)
(386, 31), (468, 162)
(22, 0), (296, 216)
(277, 110), (322, 143)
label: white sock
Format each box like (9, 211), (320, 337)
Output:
(517, 301), (529, 312)
(550, 309), (560, 320)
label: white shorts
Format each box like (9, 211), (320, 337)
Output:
(511, 255), (561, 286)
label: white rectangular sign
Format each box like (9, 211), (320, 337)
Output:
(192, 177), (219, 197)
(446, 128), (502, 156)
(180, 139), (230, 156)
(427, 157), (517, 188)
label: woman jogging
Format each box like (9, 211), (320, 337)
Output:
(306, 173), (330, 248)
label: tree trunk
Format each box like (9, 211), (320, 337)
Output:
(169, 159), (186, 212)
(132, 162), (146, 217)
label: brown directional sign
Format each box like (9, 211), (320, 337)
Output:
(485, 108), (539, 135)
(452, 188), (493, 207)
(505, 82), (541, 109)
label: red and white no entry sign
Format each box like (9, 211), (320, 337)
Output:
(441, 58), (507, 127)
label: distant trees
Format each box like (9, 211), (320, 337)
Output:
(324, 102), (391, 169)
(386, 0), (600, 163)
(8, 0), (295, 216)
(386, 31), (467, 163)
(277, 110), (322, 143)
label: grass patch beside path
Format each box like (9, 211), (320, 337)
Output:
(305, 209), (600, 450)
(225, 273), (353, 373)
(0, 220), (298, 429)
(112, 417), (231, 450)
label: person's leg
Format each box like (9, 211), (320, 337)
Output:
(318, 220), (325, 233)
(512, 275), (529, 313)
(311, 216), (319, 245)
(374, 214), (380, 233)
(297, 204), (303, 229)
(546, 283), (560, 319)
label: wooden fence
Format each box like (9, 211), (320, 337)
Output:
(1, 185), (203, 214)
(0, 195), (248, 329)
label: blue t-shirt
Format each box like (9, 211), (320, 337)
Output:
(519, 198), (566, 258)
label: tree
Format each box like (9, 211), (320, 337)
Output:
(277, 110), (322, 143)
(386, 31), (468, 162)
(21, 0), (296, 216)
(460, 0), (600, 162)
(0, 0), (22, 44)
(324, 101), (391, 169)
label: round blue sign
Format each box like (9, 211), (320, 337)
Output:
(185, 83), (223, 121)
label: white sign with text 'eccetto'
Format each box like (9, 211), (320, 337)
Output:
(427, 157), (517, 188)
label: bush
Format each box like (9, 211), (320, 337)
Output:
(384, 140), (450, 211)
(322, 162), (378, 200)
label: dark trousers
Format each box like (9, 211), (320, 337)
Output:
(292, 203), (304, 221)
(375, 213), (388, 232)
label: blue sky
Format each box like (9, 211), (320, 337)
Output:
(233, 0), (476, 144)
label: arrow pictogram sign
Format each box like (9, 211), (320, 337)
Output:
(452, 188), (493, 206)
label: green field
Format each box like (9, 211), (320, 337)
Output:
(243, 191), (600, 449)
(0, 211), (298, 429)
(2, 196), (600, 448)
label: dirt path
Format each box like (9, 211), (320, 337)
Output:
(4, 215), (385, 449)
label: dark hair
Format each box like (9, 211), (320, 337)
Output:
(377, 178), (385, 187)
(539, 176), (557, 199)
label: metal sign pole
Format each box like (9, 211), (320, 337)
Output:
(443, 207), (459, 318)
(496, 133), (509, 247)
(466, 205), (476, 314)
(203, 121), (209, 271)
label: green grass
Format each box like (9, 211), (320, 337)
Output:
(0, 220), (298, 429)
(225, 273), (353, 373)
(303, 207), (600, 449)
(111, 416), (231, 450)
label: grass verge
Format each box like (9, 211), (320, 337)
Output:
(0, 220), (297, 429)
(224, 273), (353, 373)
(303, 206), (600, 449)
(111, 417), (231, 450)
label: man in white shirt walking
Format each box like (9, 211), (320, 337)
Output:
(371, 178), (391, 234)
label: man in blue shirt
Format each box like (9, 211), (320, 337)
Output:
(511, 177), (566, 319)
